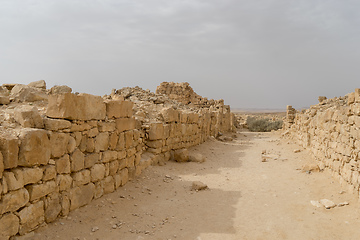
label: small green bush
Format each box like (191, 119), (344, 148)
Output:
(246, 117), (283, 132)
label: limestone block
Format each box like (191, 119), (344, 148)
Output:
(174, 149), (189, 162)
(118, 150), (126, 160)
(102, 176), (115, 194)
(72, 132), (82, 147)
(13, 105), (44, 128)
(83, 153), (98, 169)
(105, 100), (133, 119)
(102, 151), (117, 163)
(93, 181), (104, 199)
(60, 193), (70, 216)
(0, 188), (29, 215)
(115, 117), (136, 133)
(116, 132), (125, 150)
(47, 93), (106, 121)
(90, 164), (106, 182)
(69, 183), (95, 211)
(109, 160), (119, 176)
(0, 213), (19, 239)
(146, 140), (163, 149)
(44, 118), (71, 131)
(18, 201), (45, 235)
(88, 128), (99, 138)
(161, 108), (179, 123)
(3, 170), (24, 191)
(127, 148), (137, 158)
(18, 129), (50, 167)
(11, 84), (48, 102)
(94, 132), (109, 152)
(85, 137), (95, 153)
(0, 95), (10, 105)
(355, 88), (360, 103)
(119, 168), (129, 186)
(42, 165), (56, 181)
(125, 130), (134, 148)
(126, 155), (135, 168)
(56, 175), (72, 191)
(26, 180), (56, 201)
(0, 130), (19, 169)
(49, 133), (69, 158)
(148, 123), (164, 140)
(22, 167), (43, 185)
(70, 149), (85, 172)
(71, 169), (91, 187)
(67, 136), (77, 154)
(189, 153), (206, 163)
(56, 154), (71, 174)
(28, 80), (46, 89)
(109, 132), (118, 150)
(49, 85), (72, 94)
(70, 122), (91, 132)
(114, 174), (122, 189)
(44, 192), (61, 223)
(0, 152), (3, 178)
(97, 122), (116, 132)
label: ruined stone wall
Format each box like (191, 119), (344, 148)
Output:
(284, 89), (360, 196)
(0, 81), (234, 238)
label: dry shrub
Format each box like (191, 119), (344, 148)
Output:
(246, 117), (283, 132)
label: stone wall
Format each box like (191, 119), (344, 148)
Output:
(0, 81), (234, 239)
(284, 89), (360, 196)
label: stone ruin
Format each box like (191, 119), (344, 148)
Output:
(0, 80), (235, 238)
(283, 89), (360, 198)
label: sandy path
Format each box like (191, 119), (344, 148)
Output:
(29, 131), (360, 240)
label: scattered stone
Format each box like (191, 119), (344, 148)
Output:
(320, 199), (336, 209)
(310, 200), (323, 208)
(189, 153), (206, 163)
(337, 202), (349, 207)
(191, 181), (208, 191)
(293, 149), (301, 153)
(91, 226), (99, 232)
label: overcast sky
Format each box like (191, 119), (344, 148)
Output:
(1, 0), (360, 109)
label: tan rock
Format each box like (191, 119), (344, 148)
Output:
(46, 93), (106, 121)
(71, 169), (91, 187)
(0, 130), (19, 169)
(49, 133), (69, 158)
(49, 85), (72, 94)
(116, 132), (125, 150)
(18, 201), (45, 235)
(43, 118), (72, 131)
(174, 149), (189, 162)
(42, 165), (56, 181)
(102, 176), (115, 194)
(3, 170), (24, 191)
(119, 168), (129, 186)
(109, 160), (119, 176)
(55, 154), (71, 174)
(189, 153), (206, 163)
(90, 164), (106, 182)
(18, 129), (50, 167)
(11, 84), (48, 102)
(28, 80), (46, 89)
(22, 167), (43, 185)
(56, 174), (72, 191)
(161, 108), (179, 123)
(105, 100), (133, 119)
(94, 132), (109, 152)
(101, 151), (117, 163)
(115, 117), (136, 133)
(26, 180), (56, 201)
(125, 130), (134, 148)
(0, 188), (29, 214)
(0, 152), (3, 178)
(13, 105), (44, 128)
(191, 181), (208, 191)
(0, 95), (10, 105)
(0, 213), (20, 239)
(84, 153), (99, 169)
(67, 136), (77, 154)
(97, 121), (116, 132)
(70, 149), (85, 172)
(44, 193), (61, 223)
(69, 183), (95, 211)
(148, 123), (164, 140)
(108, 132), (118, 150)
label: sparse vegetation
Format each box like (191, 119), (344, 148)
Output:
(246, 117), (283, 132)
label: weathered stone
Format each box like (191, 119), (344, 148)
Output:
(22, 167), (43, 185)
(102, 151), (117, 163)
(109, 160), (119, 176)
(116, 132), (125, 150)
(11, 84), (48, 102)
(191, 181), (208, 191)
(69, 183), (95, 211)
(18, 201), (45, 235)
(28, 80), (46, 89)
(0, 188), (29, 214)
(56, 175), (72, 191)
(0, 130), (19, 169)
(49, 133), (69, 158)
(148, 123), (164, 140)
(13, 105), (44, 128)
(0, 152), (3, 178)
(84, 153), (99, 169)
(49, 85), (72, 94)
(115, 117), (136, 133)
(90, 164), (106, 182)
(105, 100), (133, 118)
(161, 108), (179, 123)
(94, 132), (109, 152)
(42, 165), (56, 181)
(60, 193), (70, 216)
(109, 132), (118, 150)
(97, 122), (116, 132)
(67, 136), (77, 154)
(26, 180), (56, 201)
(3, 170), (24, 191)
(93, 181), (104, 199)
(70, 149), (85, 172)
(55, 154), (71, 174)
(0, 213), (20, 239)
(87, 128), (99, 138)
(174, 149), (189, 162)
(0, 95), (10, 105)
(43, 118), (72, 131)
(189, 153), (206, 163)
(44, 193), (61, 223)
(102, 176), (115, 194)
(119, 168), (129, 186)
(71, 169), (91, 186)
(46, 93), (106, 121)
(320, 199), (336, 209)
(18, 129), (50, 167)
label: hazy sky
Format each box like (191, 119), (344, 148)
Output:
(1, 0), (360, 109)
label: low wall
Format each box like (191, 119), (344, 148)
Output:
(284, 89), (360, 197)
(0, 83), (234, 238)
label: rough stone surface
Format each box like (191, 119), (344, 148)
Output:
(0, 130), (19, 169)
(13, 105), (44, 128)
(0, 213), (20, 239)
(18, 201), (45, 235)
(26, 180), (56, 201)
(174, 149), (189, 162)
(69, 183), (95, 211)
(0, 188), (29, 215)
(191, 181), (208, 191)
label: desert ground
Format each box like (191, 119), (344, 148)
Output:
(22, 130), (360, 240)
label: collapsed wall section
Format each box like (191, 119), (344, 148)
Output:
(284, 90), (360, 196)
(0, 81), (235, 238)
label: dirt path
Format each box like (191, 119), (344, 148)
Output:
(28, 131), (360, 240)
